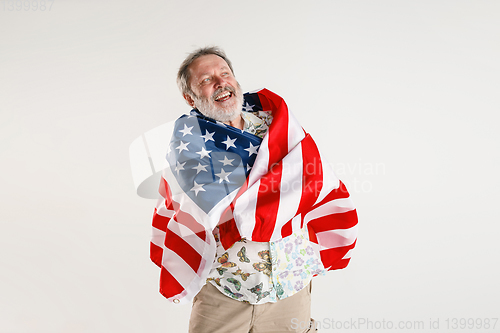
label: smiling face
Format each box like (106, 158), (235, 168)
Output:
(183, 54), (243, 123)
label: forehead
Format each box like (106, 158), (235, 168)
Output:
(188, 54), (231, 77)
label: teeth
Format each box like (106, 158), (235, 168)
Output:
(215, 91), (231, 101)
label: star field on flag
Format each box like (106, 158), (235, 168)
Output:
(166, 110), (262, 213)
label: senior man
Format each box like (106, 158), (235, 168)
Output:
(150, 47), (358, 333)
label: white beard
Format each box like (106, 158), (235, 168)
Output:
(192, 85), (244, 123)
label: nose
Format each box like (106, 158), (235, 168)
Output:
(214, 75), (226, 88)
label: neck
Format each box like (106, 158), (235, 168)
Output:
(225, 115), (244, 130)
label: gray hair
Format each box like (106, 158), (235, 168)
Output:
(177, 46), (235, 97)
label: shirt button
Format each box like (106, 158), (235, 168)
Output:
(173, 299), (180, 304)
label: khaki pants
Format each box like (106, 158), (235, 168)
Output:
(188, 282), (317, 333)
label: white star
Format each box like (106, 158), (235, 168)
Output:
(222, 135), (237, 150)
(246, 164), (252, 172)
(190, 181), (206, 196)
(244, 142), (259, 156)
(179, 124), (193, 136)
(196, 147), (212, 159)
(215, 168), (232, 183)
(242, 102), (255, 112)
(166, 144), (171, 156)
(200, 130), (215, 142)
(174, 161), (186, 175)
(192, 163), (208, 174)
(176, 141), (190, 153)
(218, 156), (234, 166)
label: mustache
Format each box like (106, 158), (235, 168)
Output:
(211, 86), (236, 101)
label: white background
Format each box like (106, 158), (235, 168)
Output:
(1, 1), (499, 332)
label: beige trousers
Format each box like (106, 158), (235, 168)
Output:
(188, 282), (317, 333)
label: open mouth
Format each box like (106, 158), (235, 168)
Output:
(214, 90), (233, 102)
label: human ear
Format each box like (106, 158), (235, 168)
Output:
(183, 93), (195, 107)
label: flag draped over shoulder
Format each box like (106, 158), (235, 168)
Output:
(150, 88), (358, 304)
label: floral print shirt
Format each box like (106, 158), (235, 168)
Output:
(207, 227), (326, 304)
(205, 111), (326, 304)
(241, 110), (273, 139)
(270, 230), (326, 299)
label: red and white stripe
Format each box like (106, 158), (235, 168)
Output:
(151, 88), (358, 304)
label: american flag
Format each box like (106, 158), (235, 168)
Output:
(151, 89), (358, 304)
